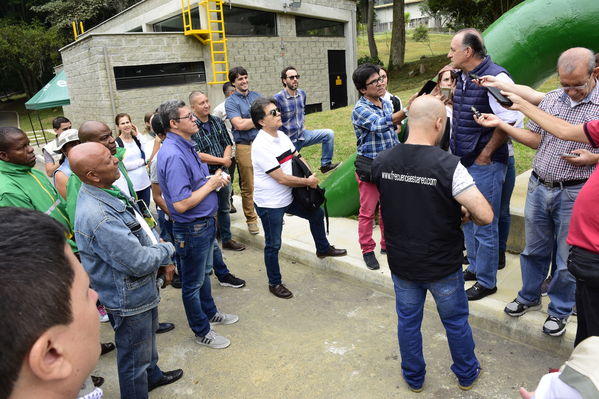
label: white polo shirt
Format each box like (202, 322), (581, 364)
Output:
(252, 129), (296, 208)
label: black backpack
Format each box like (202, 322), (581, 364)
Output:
(291, 155), (329, 234)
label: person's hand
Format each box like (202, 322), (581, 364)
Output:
(407, 92), (418, 108)
(500, 90), (524, 110)
(461, 206), (471, 224)
(207, 169), (225, 190)
(220, 170), (231, 185)
(474, 153), (491, 166)
(159, 264), (176, 286)
(306, 174), (319, 189)
(131, 123), (139, 136)
(518, 387), (534, 399)
(562, 149), (599, 166)
(474, 113), (502, 128)
(222, 156), (232, 168)
(473, 75), (504, 89)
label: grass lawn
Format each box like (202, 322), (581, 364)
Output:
(0, 94), (59, 145)
(302, 31), (562, 181)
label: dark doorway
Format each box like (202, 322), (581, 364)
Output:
(327, 50), (347, 109)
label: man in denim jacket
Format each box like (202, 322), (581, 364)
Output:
(71, 142), (183, 399)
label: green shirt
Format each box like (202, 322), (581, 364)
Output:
(0, 159), (77, 251)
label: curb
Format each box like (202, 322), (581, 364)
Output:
(228, 204), (575, 358)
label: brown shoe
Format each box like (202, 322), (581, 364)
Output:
(269, 284), (293, 299)
(248, 223), (259, 235)
(316, 245), (347, 258)
(222, 239), (246, 251)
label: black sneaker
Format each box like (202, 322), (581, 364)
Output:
(320, 162), (340, 174)
(542, 315), (567, 336)
(504, 298), (541, 317)
(218, 273), (245, 288)
(463, 269), (477, 281)
(498, 251), (506, 270)
(466, 282), (497, 301)
(363, 251), (380, 270)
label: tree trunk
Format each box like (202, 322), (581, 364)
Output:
(367, 0), (378, 59)
(388, 0), (406, 71)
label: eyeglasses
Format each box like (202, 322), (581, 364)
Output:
(366, 76), (385, 87)
(286, 75), (300, 80)
(561, 77), (591, 91)
(174, 113), (194, 121)
(268, 108), (281, 117)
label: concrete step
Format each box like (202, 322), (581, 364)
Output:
(506, 169), (531, 254)
(229, 193), (576, 358)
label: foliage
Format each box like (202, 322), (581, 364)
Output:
(0, 21), (66, 97)
(423, 0), (524, 30)
(404, 12), (410, 24)
(412, 25), (429, 42)
(358, 55), (383, 67)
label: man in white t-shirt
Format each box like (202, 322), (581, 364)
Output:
(250, 97), (347, 299)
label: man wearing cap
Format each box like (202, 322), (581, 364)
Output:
(52, 128), (80, 199)
(43, 116), (72, 176)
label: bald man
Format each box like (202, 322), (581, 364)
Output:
(65, 121), (136, 223)
(71, 142), (183, 399)
(372, 96), (492, 393)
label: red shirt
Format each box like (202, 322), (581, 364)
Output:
(567, 120), (599, 253)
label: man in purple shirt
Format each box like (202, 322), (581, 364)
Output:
(157, 99), (239, 349)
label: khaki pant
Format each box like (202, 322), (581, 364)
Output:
(235, 144), (257, 224)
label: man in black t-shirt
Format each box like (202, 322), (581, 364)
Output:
(372, 96), (492, 393)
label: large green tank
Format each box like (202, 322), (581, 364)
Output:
(322, 0), (599, 217)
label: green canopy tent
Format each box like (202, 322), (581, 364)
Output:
(24, 70), (70, 146)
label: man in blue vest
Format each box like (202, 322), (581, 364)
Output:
(448, 28), (522, 300)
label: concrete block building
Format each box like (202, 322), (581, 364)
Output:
(59, 0), (358, 129)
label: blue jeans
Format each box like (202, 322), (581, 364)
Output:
(136, 186), (152, 208)
(216, 182), (232, 243)
(173, 217), (218, 337)
(157, 210), (180, 274)
(498, 156), (515, 252)
(212, 239), (231, 280)
(518, 175), (579, 318)
(392, 271), (479, 389)
(109, 307), (163, 399)
(464, 161), (506, 288)
(255, 199), (330, 285)
(295, 129), (334, 166)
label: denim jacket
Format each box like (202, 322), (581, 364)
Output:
(75, 183), (175, 316)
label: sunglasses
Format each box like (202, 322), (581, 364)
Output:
(286, 75), (300, 80)
(268, 108), (281, 117)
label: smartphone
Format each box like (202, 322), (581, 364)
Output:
(418, 80), (438, 96)
(469, 73), (513, 107)
(470, 106), (482, 119)
(561, 153), (580, 158)
(440, 87), (451, 98)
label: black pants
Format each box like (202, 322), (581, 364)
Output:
(229, 156), (237, 201)
(568, 246), (599, 346)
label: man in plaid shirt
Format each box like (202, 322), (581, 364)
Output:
(477, 47), (599, 337)
(274, 66), (339, 174)
(351, 63), (408, 270)
(190, 90), (247, 256)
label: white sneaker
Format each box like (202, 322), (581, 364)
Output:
(209, 312), (239, 325)
(196, 330), (230, 349)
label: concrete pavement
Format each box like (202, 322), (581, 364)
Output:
(94, 245), (566, 398)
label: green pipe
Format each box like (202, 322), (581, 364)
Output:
(323, 0), (599, 217)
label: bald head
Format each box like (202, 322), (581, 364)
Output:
(558, 47), (595, 76)
(406, 95), (447, 145)
(78, 121), (117, 155)
(70, 142), (120, 188)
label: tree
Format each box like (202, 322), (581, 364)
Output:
(0, 21), (66, 97)
(366, 0), (378, 59)
(387, 0), (405, 71)
(423, 0), (524, 30)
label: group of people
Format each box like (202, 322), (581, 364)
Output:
(2, 26), (599, 398)
(0, 64), (347, 398)
(353, 27), (599, 397)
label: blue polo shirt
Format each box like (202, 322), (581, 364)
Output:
(157, 132), (218, 223)
(225, 90), (262, 144)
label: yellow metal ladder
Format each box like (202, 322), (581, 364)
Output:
(181, 0), (229, 85)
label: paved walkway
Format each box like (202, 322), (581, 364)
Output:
(94, 245), (565, 398)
